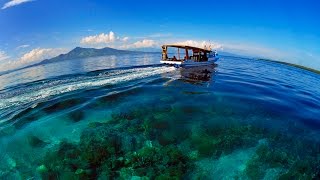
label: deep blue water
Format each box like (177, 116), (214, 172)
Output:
(0, 54), (320, 179)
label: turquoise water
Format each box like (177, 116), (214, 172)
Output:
(0, 54), (320, 179)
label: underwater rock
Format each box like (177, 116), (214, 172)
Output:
(98, 88), (140, 106)
(68, 110), (85, 122)
(14, 114), (41, 129)
(12, 107), (34, 120)
(92, 92), (125, 108)
(27, 135), (48, 148)
(43, 98), (83, 113)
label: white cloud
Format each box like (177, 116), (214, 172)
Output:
(122, 37), (129, 42)
(0, 51), (10, 61)
(0, 48), (68, 72)
(80, 31), (116, 45)
(16, 44), (30, 49)
(2, 0), (34, 10)
(132, 39), (156, 48)
(121, 39), (157, 49)
(20, 48), (67, 63)
(173, 40), (223, 50)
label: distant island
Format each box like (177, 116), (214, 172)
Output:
(40, 47), (142, 64)
(0, 47), (151, 75)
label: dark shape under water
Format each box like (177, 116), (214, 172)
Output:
(43, 98), (85, 114)
(27, 135), (48, 148)
(68, 110), (85, 122)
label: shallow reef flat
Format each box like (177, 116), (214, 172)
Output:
(30, 104), (320, 179)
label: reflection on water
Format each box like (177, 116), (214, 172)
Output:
(0, 53), (160, 90)
(0, 65), (46, 90)
(42, 58), (86, 77)
(179, 65), (217, 82)
(82, 55), (117, 72)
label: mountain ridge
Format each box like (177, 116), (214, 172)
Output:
(40, 46), (142, 64)
(0, 47), (151, 76)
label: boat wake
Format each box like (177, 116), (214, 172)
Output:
(0, 66), (175, 121)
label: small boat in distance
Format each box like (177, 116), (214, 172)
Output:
(160, 44), (219, 67)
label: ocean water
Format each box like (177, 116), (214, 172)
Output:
(0, 53), (320, 179)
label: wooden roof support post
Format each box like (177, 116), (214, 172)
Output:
(178, 48), (180, 60)
(162, 46), (167, 60)
(185, 48), (188, 60)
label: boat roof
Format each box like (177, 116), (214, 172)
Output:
(162, 44), (212, 52)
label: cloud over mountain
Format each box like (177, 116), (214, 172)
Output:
(81, 31), (116, 45)
(20, 48), (67, 63)
(0, 51), (10, 61)
(0, 48), (67, 72)
(121, 39), (157, 49)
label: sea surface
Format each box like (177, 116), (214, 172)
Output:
(0, 53), (320, 179)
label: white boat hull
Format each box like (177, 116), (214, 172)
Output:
(160, 56), (219, 67)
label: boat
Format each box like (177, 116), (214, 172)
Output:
(160, 44), (219, 67)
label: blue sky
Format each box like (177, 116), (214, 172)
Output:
(0, 0), (320, 71)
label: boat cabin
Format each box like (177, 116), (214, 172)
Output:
(162, 45), (213, 62)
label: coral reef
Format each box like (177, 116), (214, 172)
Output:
(39, 107), (191, 179)
(245, 133), (320, 179)
(190, 125), (264, 158)
(32, 102), (320, 179)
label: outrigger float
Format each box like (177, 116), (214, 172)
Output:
(160, 44), (219, 67)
